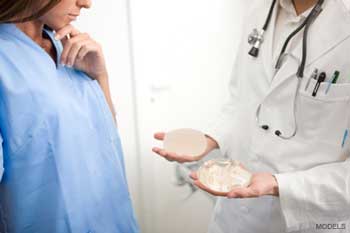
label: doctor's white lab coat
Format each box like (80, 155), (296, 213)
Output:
(205, 0), (350, 232)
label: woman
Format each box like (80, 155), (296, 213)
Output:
(0, 0), (139, 232)
(153, 0), (350, 232)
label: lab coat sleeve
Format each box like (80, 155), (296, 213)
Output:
(0, 133), (3, 181)
(203, 26), (250, 157)
(274, 159), (350, 232)
(203, 51), (241, 156)
(205, 68), (241, 155)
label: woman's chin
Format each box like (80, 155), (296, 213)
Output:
(45, 20), (71, 31)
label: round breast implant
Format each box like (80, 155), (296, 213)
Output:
(163, 129), (207, 156)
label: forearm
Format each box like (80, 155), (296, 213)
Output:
(204, 101), (238, 156)
(96, 73), (117, 124)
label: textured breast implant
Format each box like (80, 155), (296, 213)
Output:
(198, 159), (252, 193)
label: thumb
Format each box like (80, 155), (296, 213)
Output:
(189, 171), (198, 180)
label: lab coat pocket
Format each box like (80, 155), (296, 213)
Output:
(298, 80), (350, 146)
(303, 78), (350, 101)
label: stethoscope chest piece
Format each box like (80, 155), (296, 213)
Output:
(248, 28), (265, 58)
(248, 28), (263, 45)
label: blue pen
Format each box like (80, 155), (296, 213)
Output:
(342, 129), (348, 148)
(325, 71), (340, 94)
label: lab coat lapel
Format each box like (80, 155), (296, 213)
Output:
(261, 1), (279, 82)
(268, 0), (350, 92)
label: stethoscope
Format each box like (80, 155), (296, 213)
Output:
(249, 0), (324, 139)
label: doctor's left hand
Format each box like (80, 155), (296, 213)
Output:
(55, 25), (108, 80)
(190, 172), (279, 198)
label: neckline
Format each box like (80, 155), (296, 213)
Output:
(279, 0), (313, 20)
(0, 23), (62, 68)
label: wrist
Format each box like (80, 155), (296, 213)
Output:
(95, 72), (109, 82)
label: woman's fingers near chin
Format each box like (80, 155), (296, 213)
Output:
(55, 24), (80, 40)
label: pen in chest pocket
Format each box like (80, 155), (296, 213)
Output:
(312, 72), (326, 97)
(325, 70), (340, 94)
(305, 68), (318, 91)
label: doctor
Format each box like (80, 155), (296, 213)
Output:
(153, 0), (350, 232)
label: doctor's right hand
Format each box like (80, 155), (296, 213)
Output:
(152, 132), (218, 163)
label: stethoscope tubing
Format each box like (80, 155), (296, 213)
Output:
(254, 0), (324, 139)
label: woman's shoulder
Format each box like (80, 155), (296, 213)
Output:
(0, 25), (17, 48)
(0, 33), (18, 63)
(0, 40), (17, 76)
(0, 40), (12, 74)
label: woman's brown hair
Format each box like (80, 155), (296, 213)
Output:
(0, 0), (60, 23)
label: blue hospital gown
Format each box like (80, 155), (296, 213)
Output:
(0, 23), (139, 233)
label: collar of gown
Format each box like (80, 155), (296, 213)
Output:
(0, 23), (61, 67)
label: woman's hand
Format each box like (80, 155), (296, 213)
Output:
(190, 172), (279, 198)
(55, 24), (107, 80)
(152, 132), (218, 163)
